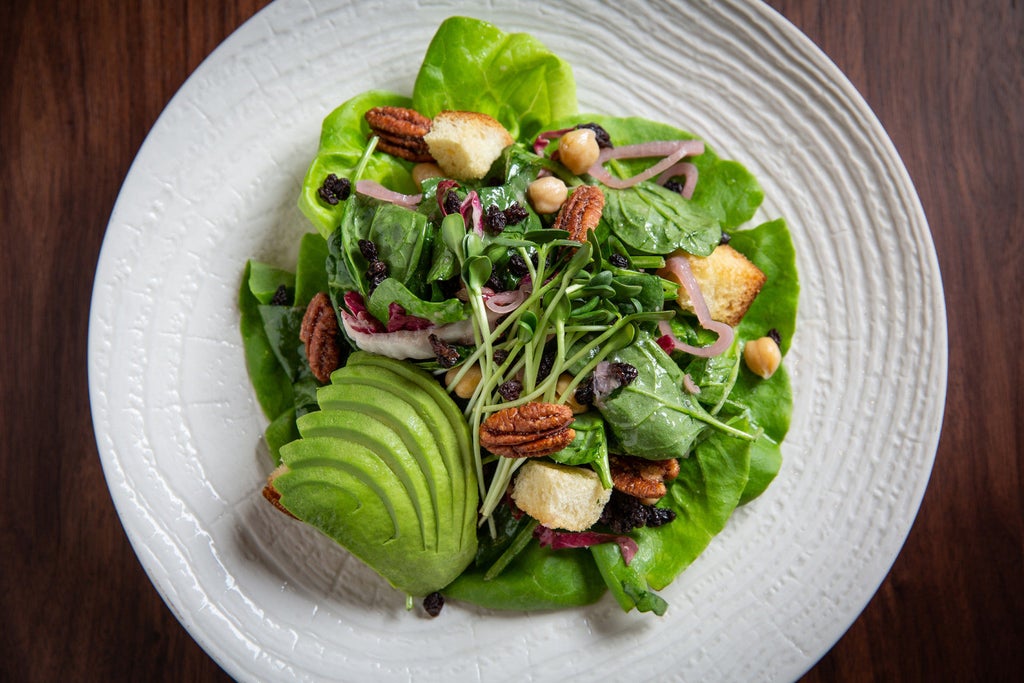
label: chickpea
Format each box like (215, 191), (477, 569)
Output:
(445, 363), (482, 399)
(743, 336), (782, 379)
(527, 176), (568, 214)
(556, 373), (589, 414)
(558, 128), (601, 175)
(412, 162), (444, 190)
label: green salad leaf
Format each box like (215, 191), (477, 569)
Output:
(237, 15), (799, 617)
(412, 16), (577, 142)
(299, 90), (418, 238)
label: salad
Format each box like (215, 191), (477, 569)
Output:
(240, 17), (797, 617)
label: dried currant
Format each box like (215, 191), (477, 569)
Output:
(575, 122), (613, 149)
(483, 204), (507, 234)
(607, 253), (629, 268)
(443, 189), (462, 216)
(503, 202), (529, 225)
(429, 334), (460, 368)
(573, 376), (595, 406)
(423, 592), (444, 617)
(663, 179), (685, 194)
(270, 284), (291, 306)
(318, 173), (351, 205)
(358, 239), (378, 261)
(497, 378), (523, 401)
(610, 362), (638, 387)
(507, 254), (530, 277)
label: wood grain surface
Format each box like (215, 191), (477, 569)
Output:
(1, 1), (1020, 681)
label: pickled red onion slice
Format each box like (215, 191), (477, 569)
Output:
(355, 180), (422, 208)
(656, 161), (699, 199)
(587, 140), (704, 189)
(658, 255), (734, 357)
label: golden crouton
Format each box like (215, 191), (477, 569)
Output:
(423, 110), (514, 180)
(511, 460), (611, 532)
(661, 245), (766, 326)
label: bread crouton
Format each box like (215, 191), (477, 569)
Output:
(261, 464), (297, 519)
(511, 460), (611, 532)
(423, 110), (514, 180)
(661, 245), (766, 327)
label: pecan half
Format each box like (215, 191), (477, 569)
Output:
(552, 184), (605, 242)
(609, 454), (680, 503)
(364, 106), (433, 162)
(262, 465), (297, 519)
(480, 402), (576, 458)
(300, 292), (342, 383)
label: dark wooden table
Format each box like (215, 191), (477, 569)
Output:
(2, 1), (1020, 680)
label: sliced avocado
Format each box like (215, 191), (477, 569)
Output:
(277, 437), (415, 547)
(315, 375), (458, 549)
(296, 408), (439, 552)
(321, 366), (463, 530)
(343, 353), (477, 522)
(276, 352), (478, 597)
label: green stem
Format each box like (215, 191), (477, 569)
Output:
(483, 518), (540, 581)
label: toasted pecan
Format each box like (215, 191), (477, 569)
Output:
(364, 106), (434, 162)
(300, 292), (342, 383)
(552, 184), (605, 242)
(609, 454), (680, 503)
(480, 402), (576, 458)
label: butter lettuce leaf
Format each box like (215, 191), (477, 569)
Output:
(412, 16), (577, 142)
(299, 90), (419, 238)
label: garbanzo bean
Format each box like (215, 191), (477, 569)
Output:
(445, 363), (483, 399)
(558, 128), (601, 175)
(556, 373), (589, 414)
(527, 176), (568, 214)
(743, 336), (782, 379)
(412, 162), (444, 190)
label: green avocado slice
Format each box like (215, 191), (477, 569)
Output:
(276, 352), (478, 596)
(342, 353), (476, 520)
(296, 408), (439, 552)
(315, 374), (459, 549)
(276, 438), (415, 547)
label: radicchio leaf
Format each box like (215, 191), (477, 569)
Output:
(534, 525), (638, 565)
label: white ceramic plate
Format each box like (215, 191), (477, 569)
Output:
(88, 1), (946, 680)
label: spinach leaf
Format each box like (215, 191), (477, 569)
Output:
(264, 408), (299, 466)
(601, 183), (721, 257)
(611, 271), (669, 314)
(591, 543), (668, 615)
(246, 261), (294, 305)
(548, 412), (611, 487)
(256, 304), (305, 381)
(595, 334), (711, 460)
(691, 160), (764, 232)
(239, 260), (294, 419)
(548, 114), (764, 229)
(299, 90), (418, 238)
(620, 417), (753, 591)
(294, 232), (330, 307)
(683, 332), (742, 411)
(412, 16), (577, 142)
(369, 203), (431, 288)
(366, 277), (467, 326)
(729, 218), (799, 353)
(327, 194), (432, 306)
(443, 542), (606, 610)
(740, 435), (784, 506)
